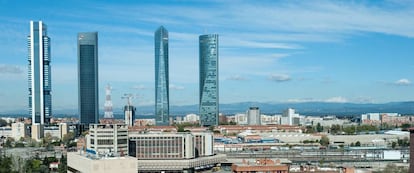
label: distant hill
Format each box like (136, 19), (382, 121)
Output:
(1, 101), (413, 118)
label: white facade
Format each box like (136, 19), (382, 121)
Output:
(193, 132), (214, 156)
(11, 122), (28, 140)
(129, 132), (195, 159)
(87, 124), (128, 156)
(184, 114), (200, 123)
(281, 108), (300, 125)
(67, 152), (137, 173)
(261, 114), (281, 125)
(247, 107), (261, 125)
(235, 113), (248, 125)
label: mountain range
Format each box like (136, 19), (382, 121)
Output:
(1, 101), (414, 118)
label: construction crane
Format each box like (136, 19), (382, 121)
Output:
(121, 93), (135, 106)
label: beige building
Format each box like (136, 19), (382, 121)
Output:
(31, 124), (44, 141)
(59, 123), (69, 139)
(11, 122), (28, 140)
(67, 152), (137, 173)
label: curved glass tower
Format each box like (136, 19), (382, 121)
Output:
(78, 32), (99, 126)
(199, 34), (219, 126)
(28, 21), (52, 124)
(155, 26), (169, 125)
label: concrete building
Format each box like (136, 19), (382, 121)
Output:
(281, 108), (300, 125)
(235, 113), (248, 125)
(11, 122), (28, 140)
(128, 132), (225, 172)
(247, 107), (261, 125)
(67, 151), (137, 173)
(59, 123), (69, 139)
(28, 21), (52, 125)
(87, 124), (128, 156)
(184, 114), (200, 123)
(193, 132), (214, 157)
(129, 132), (195, 159)
(31, 124), (44, 141)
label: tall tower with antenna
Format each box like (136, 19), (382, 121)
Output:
(104, 84), (114, 119)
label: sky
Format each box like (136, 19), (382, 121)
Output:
(0, 0), (413, 113)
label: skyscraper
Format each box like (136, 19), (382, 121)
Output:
(78, 32), (99, 126)
(154, 26), (169, 125)
(28, 21), (52, 125)
(199, 34), (219, 126)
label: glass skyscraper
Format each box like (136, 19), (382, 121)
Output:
(199, 34), (219, 126)
(78, 32), (99, 126)
(28, 21), (52, 125)
(154, 26), (169, 125)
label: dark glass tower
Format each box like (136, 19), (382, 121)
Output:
(28, 21), (52, 125)
(78, 32), (99, 126)
(199, 34), (219, 126)
(154, 26), (169, 125)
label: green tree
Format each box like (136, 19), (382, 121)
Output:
(305, 126), (315, 133)
(355, 141), (361, 147)
(62, 132), (75, 145)
(391, 141), (397, 149)
(0, 119), (8, 127)
(316, 123), (323, 132)
(319, 135), (330, 146)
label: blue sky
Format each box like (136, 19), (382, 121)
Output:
(0, 0), (413, 112)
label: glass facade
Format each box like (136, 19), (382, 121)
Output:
(78, 32), (99, 126)
(28, 21), (51, 124)
(154, 26), (169, 125)
(199, 34), (219, 126)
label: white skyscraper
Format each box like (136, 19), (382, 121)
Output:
(28, 21), (52, 125)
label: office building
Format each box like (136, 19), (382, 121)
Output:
(199, 34), (219, 126)
(281, 108), (299, 125)
(67, 152), (137, 173)
(193, 132), (214, 157)
(28, 21), (52, 125)
(154, 26), (170, 126)
(78, 32), (99, 126)
(410, 128), (414, 173)
(86, 124), (128, 156)
(11, 122), (28, 140)
(128, 132), (225, 172)
(247, 107), (261, 125)
(130, 133), (194, 159)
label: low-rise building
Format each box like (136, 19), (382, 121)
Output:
(67, 151), (137, 173)
(87, 124), (128, 156)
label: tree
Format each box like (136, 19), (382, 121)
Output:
(305, 126), (315, 133)
(391, 141), (397, 149)
(316, 123), (323, 132)
(62, 132), (75, 145)
(355, 141), (361, 147)
(319, 135), (330, 146)
(0, 119), (7, 127)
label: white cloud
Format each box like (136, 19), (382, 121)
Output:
(132, 85), (148, 90)
(324, 96), (348, 103)
(394, 78), (411, 86)
(268, 74), (291, 82)
(226, 75), (247, 81)
(0, 64), (23, 74)
(287, 96), (348, 103)
(169, 84), (184, 90)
